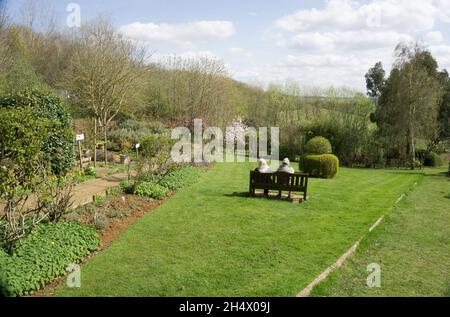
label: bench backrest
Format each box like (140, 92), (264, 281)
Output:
(250, 171), (309, 190)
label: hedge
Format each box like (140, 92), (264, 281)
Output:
(300, 154), (339, 179)
(0, 222), (101, 297)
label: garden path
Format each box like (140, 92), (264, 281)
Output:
(0, 172), (129, 212)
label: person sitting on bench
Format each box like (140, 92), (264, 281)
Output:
(255, 158), (271, 196)
(277, 158), (294, 198)
(277, 158), (294, 173)
(255, 158), (271, 173)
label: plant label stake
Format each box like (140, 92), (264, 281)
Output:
(76, 133), (85, 170)
(135, 143), (140, 161)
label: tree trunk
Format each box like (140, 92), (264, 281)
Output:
(410, 128), (415, 170)
(408, 74), (415, 170)
(93, 118), (97, 168)
(104, 123), (108, 167)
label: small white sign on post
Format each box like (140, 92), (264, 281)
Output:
(76, 133), (84, 170)
(135, 143), (140, 149)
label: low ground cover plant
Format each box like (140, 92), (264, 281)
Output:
(0, 222), (100, 296)
(135, 182), (169, 200)
(158, 165), (205, 190)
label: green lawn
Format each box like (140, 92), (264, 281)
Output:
(311, 168), (450, 297)
(57, 163), (421, 296)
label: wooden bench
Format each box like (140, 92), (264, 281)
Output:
(249, 171), (309, 202)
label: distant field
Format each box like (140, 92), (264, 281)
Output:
(57, 163), (420, 296)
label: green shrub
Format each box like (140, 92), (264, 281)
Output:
(0, 90), (75, 176)
(0, 222), (100, 296)
(84, 166), (96, 177)
(159, 166), (205, 190)
(135, 181), (169, 200)
(120, 180), (134, 194)
(304, 136), (332, 155)
(109, 120), (169, 152)
(423, 152), (443, 167)
(300, 154), (339, 179)
(107, 186), (124, 197)
(140, 171), (163, 183)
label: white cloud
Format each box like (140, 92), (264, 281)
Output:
(282, 54), (365, 68)
(286, 30), (412, 51)
(438, 0), (450, 22)
(429, 45), (450, 70)
(260, 0), (450, 90)
(425, 31), (443, 45)
(118, 21), (235, 47)
(228, 47), (253, 57)
(275, 0), (439, 33)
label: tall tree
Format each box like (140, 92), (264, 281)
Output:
(436, 70), (450, 145)
(0, 1), (11, 77)
(65, 18), (146, 166)
(422, 70), (450, 152)
(365, 62), (386, 98)
(376, 43), (443, 168)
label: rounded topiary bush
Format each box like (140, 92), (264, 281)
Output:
(304, 136), (332, 155)
(300, 154), (339, 179)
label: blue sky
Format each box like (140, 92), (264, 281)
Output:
(6, 0), (450, 91)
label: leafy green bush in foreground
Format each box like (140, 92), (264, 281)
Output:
(159, 165), (205, 190)
(135, 181), (169, 200)
(300, 154), (339, 179)
(0, 222), (101, 297)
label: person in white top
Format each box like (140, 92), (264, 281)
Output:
(255, 158), (271, 196)
(256, 158), (271, 173)
(277, 158), (294, 174)
(277, 158), (295, 198)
